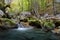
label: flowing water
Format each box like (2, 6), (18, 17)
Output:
(0, 23), (59, 40)
(16, 23), (33, 31)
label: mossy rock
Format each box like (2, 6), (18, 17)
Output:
(43, 19), (55, 30)
(0, 18), (18, 30)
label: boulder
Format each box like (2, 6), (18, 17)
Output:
(20, 11), (31, 20)
(0, 10), (4, 17)
(0, 18), (18, 30)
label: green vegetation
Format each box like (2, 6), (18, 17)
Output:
(0, 18), (16, 30)
(0, 0), (60, 31)
(0, 1), (60, 40)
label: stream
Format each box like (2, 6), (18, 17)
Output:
(0, 23), (59, 40)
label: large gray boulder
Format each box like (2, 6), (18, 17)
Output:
(20, 11), (31, 20)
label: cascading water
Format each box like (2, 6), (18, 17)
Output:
(17, 23), (25, 28)
(15, 23), (33, 31)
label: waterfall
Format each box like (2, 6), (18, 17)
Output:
(15, 23), (33, 31)
(17, 23), (25, 28)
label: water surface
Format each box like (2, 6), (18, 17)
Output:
(0, 28), (58, 40)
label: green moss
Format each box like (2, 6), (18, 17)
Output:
(0, 18), (16, 25)
(43, 19), (55, 29)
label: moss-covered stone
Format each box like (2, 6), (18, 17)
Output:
(0, 18), (18, 30)
(43, 19), (55, 30)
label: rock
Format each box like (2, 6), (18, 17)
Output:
(52, 29), (60, 34)
(54, 21), (60, 28)
(0, 18), (18, 30)
(29, 21), (42, 28)
(58, 26), (60, 29)
(0, 10), (4, 17)
(20, 11), (31, 20)
(56, 14), (60, 19)
(20, 22), (30, 28)
(5, 0), (11, 5)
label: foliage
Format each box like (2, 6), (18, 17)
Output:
(43, 19), (55, 29)
(6, 0), (51, 13)
(0, 0), (53, 14)
(8, 0), (31, 14)
(27, 17), (36, 21)
(0, 0), (5, 8)
(28, 18), (55, 29)
(38, 0), (46, 10)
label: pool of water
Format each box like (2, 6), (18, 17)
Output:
(0, 28), (59, 40)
